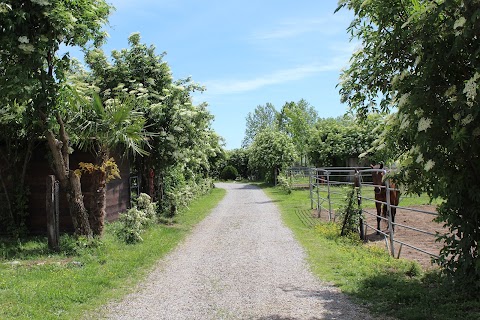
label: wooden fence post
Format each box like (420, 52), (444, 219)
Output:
(46, 175), (59, 252)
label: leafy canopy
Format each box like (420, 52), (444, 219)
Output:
(337, 0), (480, 290)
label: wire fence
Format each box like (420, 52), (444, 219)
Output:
(288, 167), (443, 260)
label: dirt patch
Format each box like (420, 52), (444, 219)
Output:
(362, 205), (445, 269)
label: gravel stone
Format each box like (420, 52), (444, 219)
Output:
(103, 183), (377, 319)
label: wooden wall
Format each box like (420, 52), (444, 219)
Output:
(22, 145), (131, 234)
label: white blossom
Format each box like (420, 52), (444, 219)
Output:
(453, 17), (466, 29)
(418, 117), (432, 132)
(424, 160), (435, 172)
(416, 153), (424, 164)
(400, 117), (410, 130)
(18, 36), (29, 43)
(461, 114), (474, 126)
(398, 93), (410, 108)
(453, 113), (461, 120)
(31, 0), (50, 6)
(464, 72), (480, 106)
(18, 44), (34, 53)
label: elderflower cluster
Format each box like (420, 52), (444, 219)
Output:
(397, 93), (410, 108)
(18, 36), (34, 53)
(462, 114), (474, 126)
(31, 0), (50, 5)
(424, 160), (435, 172)
(416, 152), (424, 164)
(463, 72), (480, 107)
(417, 117), (432, 132)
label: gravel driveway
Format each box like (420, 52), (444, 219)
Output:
(103, 183), (375, 319)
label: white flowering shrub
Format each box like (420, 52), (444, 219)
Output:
(136, 193), (157, 223)
(116, 208), (148, 244)
(117, 193), (157, 244)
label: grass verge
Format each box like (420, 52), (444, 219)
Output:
(263, 185), (479, 320)
(0, 187), (226, 320)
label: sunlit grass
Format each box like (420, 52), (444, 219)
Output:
(263, 186), (479, 320)
(0, 188), (226, 320)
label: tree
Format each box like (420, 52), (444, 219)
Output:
(75, 93), (150, 236)
(249, 129), (297, 183)
(307, 115), (383, 167)
(0, 0), (112, 237)
(337, 0), (480, 290)
(227, 148), (250, 179)
(0, 101), (37, 236)
(85, 33), (219, 214)
(279, 99), (318, 165)
(242, 103), (279, 147)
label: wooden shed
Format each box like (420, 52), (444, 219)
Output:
(23, 145), (132, 234)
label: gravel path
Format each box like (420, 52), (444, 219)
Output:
(103, 183), (376, 319)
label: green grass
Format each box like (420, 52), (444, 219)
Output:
(263, 186), (479, 320)
(0, 187), (226, 320)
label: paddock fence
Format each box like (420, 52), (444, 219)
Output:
(288, 167), (442, 260)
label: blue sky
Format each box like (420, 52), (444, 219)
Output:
(95, 0), (357, 149)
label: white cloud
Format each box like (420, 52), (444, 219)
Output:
(204, 62), (341, 95)
(252, 13), (351, 40)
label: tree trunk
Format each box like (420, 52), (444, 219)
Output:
(66, 170), (92, 236)
(90, 148), (108, 236)
(45, 123), (92, 238)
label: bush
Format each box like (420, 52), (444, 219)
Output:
(160, 175), (214, 218)
(116, 193), (157, 244)
(336, 186), (362, 238)
(220, 165), (238, 180)
(136, 193), (156, 223)
(277, 173), (292, 194)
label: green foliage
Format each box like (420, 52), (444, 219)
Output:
(160, 164), (214, 217)
(135, 193), (157, 222)
(85, 33), (222, 203)
(278, 99), (318, 164)
(338, 0), (480, 291)
(116, 193), (157, 244)
(249, 129), (297, 183)
(308, 114), (383, 167)
(242, 103), (278, 147)
(0, 0), (112, 237)
(276, 173), (292, 194)
(116, 208), (149, 244)
(226, 148), (250, 178)
(336, 186), (362, 237)
(220, 165), (238, 180)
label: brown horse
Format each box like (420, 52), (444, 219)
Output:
(371, 164), (400, 235)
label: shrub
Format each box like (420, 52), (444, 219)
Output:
(220, 165), (238, 180)
(336, 186), (362, 237)
(117, 193), (157, 244)
(277, 173), (292, 194)
(136, 193), (156, 223)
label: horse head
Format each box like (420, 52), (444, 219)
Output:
(371, 163), (384, 195)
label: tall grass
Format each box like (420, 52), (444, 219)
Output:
(0, 188), (226, 320)
(264, 186), (479, 320)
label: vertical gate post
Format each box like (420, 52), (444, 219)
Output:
(309, 169), (313, 209)
(46, 175), (59, 252)
(326, 171), (332, 221)
(355, 172), (365, 240)
(385, 176), (395, 257)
